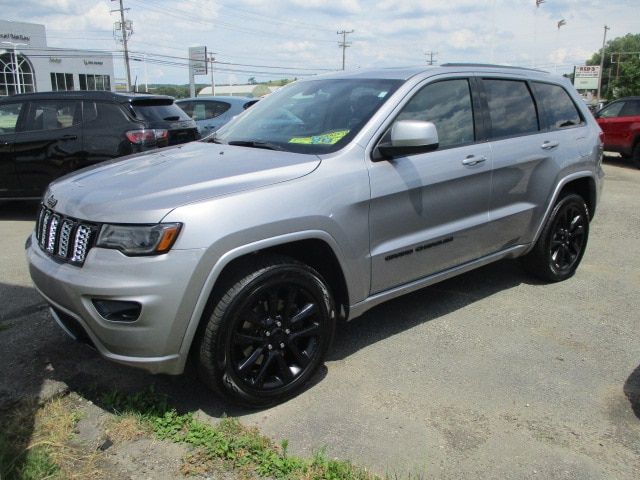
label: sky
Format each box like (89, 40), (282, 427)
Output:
(3, 0), (638, 86)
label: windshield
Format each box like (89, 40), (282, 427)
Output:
(213, 78), (402, 154)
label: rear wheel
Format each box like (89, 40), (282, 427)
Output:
(632, 143), (640, 169)
(522, 193), (589, 282)
(197, 254), (335, 408)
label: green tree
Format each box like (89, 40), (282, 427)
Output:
(586, 32), (640, 100)
(251, 85), (271, 97)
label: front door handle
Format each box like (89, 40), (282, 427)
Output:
(462, 155), (487, 166)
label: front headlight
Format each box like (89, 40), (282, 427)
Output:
(96, 223), (182, 255)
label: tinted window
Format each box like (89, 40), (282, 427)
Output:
(596, 101), (624, 118)
(24, 100), (80, 132)
(130, 100), (192, 122)
(483, 79), (539, 138)
(87, 102), (129, 127)
(534, 82), (584, 129)
(181, 101), (231, 121)
(397, 79), (475, 148)
(620, 100), (640, 117)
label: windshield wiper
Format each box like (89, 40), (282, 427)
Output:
(228, 140), (285, 151)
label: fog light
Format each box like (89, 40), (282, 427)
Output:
(92, 299), (141, 322)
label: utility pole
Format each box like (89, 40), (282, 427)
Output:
(425, 51), (438, 65)
(112, 0), (133, 91)
(337, 29), (354, 70)
(597, 24), (610, 101)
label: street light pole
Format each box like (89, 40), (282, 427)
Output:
(209, 52), (217, 96)
(555, 19), (566, 74)
(597, 25), (610, 101)
(2, 41), (27, 94)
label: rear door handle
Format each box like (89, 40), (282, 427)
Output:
(58, 135), (78, 141)
(462, 155), (487, 166)
(541, 140), (559, 150)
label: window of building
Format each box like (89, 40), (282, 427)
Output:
(50, 73), (75, 91)
(79, 74), (111, 91)
(0, 51), (35, 96)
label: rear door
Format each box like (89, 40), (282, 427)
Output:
(368, 76), (493, 294)
(12, 99), (84, 198)
(0, 100), (25, 198)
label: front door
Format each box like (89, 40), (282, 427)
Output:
(368, 77), (493, 294)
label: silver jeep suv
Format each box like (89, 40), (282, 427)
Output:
(26, 64), (604, 407)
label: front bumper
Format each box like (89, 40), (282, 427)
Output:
(26, 233), (207, 375)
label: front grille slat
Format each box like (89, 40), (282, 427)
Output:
(35, 205), (98, 266)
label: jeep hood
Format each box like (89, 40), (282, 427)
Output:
(45, 141), (321, 223)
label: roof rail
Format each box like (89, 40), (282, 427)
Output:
(441, 63), (547, 72)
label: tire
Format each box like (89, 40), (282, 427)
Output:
(522, 193), (590, 282)
(632, 143), (640, 169)
(197, 254), (335, 408)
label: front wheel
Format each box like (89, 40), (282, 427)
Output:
(522, 193), (590, 282)
(197, 254), (335, 408)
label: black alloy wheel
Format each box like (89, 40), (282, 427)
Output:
(197, 254), (335, 408)
(522, 193), (590, 282)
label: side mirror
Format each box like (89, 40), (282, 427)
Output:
(376, 120), (440, 160)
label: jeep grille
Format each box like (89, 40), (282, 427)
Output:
(35, 205), (99, 266)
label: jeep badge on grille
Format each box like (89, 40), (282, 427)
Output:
(46, 195), (58, 208)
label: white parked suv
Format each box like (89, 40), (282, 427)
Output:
(26, 64), (605, 407)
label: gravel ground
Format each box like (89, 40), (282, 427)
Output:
(1, 157), (639, 479)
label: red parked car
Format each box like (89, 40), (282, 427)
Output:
(594, 96), (640, 168)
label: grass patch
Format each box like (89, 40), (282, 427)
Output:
(102, 386), (381, 479)
(0, 395), (102, 480)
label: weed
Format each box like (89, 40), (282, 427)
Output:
(0, 395), (101, 480)
(101, 386), (381, 479)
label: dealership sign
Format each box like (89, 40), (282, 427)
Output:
(189, 46), (208, 75)
(573, 65), (600, 90)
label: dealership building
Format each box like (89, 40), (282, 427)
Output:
(1, 19), (115, 96)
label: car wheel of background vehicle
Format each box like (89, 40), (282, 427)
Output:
(632, 143), (640, 169)
(521, 193), (590, 282)
(197, 254), (335, 408)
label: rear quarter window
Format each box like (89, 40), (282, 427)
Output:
(534, 82), (585, 129)
(130, 101), (192, 122)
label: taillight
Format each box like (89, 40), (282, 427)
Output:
(154, 129), (169, 140)
(126, 129), (157, 144)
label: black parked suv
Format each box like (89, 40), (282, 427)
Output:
(0, 91), (200, 199)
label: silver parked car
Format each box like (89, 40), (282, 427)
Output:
(175, 96), (258, 135)
(27, 65), (604, 407)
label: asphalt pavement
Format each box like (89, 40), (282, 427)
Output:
(1, 157), (638, 479)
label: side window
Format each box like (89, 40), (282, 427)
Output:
(620, 100), (640, 117)
(24, 100), (79, 132)
(396, 79), (475, 148)
(0, 102), (24, 134)
(482, 79), (539, 138)
(597, 101), (624, 118)
(207, 101), (231, 119)
(89, 102), (128, 127)
(534, 82), (584, 129)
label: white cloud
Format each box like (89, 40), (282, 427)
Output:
(4, 0), (638, 83)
